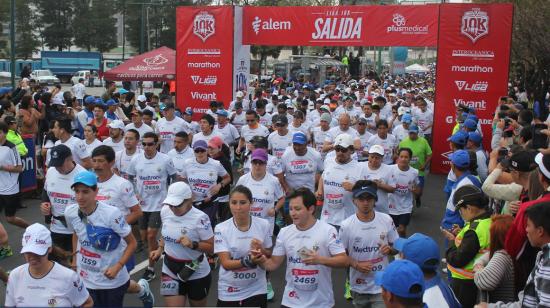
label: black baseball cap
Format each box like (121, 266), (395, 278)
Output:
(507, 151), (536, 172)
(49, 144), (72, 167)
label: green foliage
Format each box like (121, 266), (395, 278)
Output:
(35, 0), (74, 51)
(15, 0), (39, 59)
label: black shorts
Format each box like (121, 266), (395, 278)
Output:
(217, 293), (267, 308)
(51, 232), (73, 252)
(390, 213), (411, 227)
(139, 211), (161, 230)
(88, 280), (130, 307)
(160, 273), (211, 300)
(0, 194), (21, 217)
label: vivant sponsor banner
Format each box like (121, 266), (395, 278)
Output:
(176, 6), (234, 116)
(242, 5), (438, 47)
(432, 3), (513, 174)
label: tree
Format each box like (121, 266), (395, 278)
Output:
(251, 45), (282, 75)
(0, 1), (8, 58)
(35, 0), (74, 51)
(476, 0), (550, 103)
(15, 0), (39, 59)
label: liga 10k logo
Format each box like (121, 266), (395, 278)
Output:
(461, 8), (489, 43)
(193, 11), (215, 42)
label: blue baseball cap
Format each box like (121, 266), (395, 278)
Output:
(71, 170), (98, 188)
(0, 87), (12, 95)
(84, 96), (96, 105)
(184, 107), (193, 115)
(192, 140), (208, 151)
(468, 132), (482, 145)
(94, 98), (104, 105)
(401, 113), (412, 124)
(118, 88), (129, 95)
(375, 260), (425, 299)
(352, 184), (377, 199)
(394, 233), (440, 271)
(449, 149), (470, 168)
(466, 114), (478, 123)
(216, 109), (229, 117)
(447, 131), (468, 146)
(292, 132), (307, 145)
(408, 124), (419, 134)
(464, 119), (477, 130)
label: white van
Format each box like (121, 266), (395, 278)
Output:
(71, 70), (102, 87)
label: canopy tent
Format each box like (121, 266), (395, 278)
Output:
(405, 63), (429, 74)
(103, 46), (175, 81)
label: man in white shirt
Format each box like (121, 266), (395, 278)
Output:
(49, 118), (92, 169)
(323, 113), (362, 153)
(360, 145), (396, 214)
(268, 114), (292, 159)
(311, 113), (332, 161)
(412, 97), (434, 144)
(194, 114), (224, 144)
(213, 110), (240, 147)
(103, 120), (125, 153)
(237, 110), (270, 156)
(155, 103), (191, 153)
(367, 119), (398, 165)
(72, 78), (86, 105)
(167, 131), (194, 178)
(125, 110), (153, 141)
(114, 129), (142, 180)
(280, 132), (324, 194)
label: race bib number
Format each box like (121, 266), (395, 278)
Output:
(290, 160), (312, 174)
(160, 276), (179, 296)
(325, 193), (344, 209)
(143, 180), (161, 192)
(79, 247), (102, 273)
(231, 268), (258, 287)
(291, 268), (319, 291)
(410, 156), (419, 165)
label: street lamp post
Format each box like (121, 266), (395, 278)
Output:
(10, 0), (16, 88)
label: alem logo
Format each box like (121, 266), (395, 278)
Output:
(454, 80), (489, 93)
(193, 11), (215, 42)
(252, 16), (292, 35)
(461, 8), (489, 43)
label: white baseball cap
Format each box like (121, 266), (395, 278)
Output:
(236, 91), (244, 98)
(137, 94), (147, 102)
(107, 120), (125, 130)
(369, 144), (385, 156)
(21, 223), (52, 255)
(163, 182), (192, 206)
(334, 133), (354, 148)
(51, 93), (65, 106)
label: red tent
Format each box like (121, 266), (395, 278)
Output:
(103, 46), (175, 81)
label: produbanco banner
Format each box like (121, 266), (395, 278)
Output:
(176, 6), (234, 115)
(432, 3), (513, 174)
(242, 5), (439, 47)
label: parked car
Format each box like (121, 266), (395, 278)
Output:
(30, 69), (60, 85)
(70, 70), (102, 87)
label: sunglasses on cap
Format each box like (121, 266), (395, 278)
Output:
(142, 142), (156, 147)
(335, 146), (350, 153)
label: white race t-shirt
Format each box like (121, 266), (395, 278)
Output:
(214, 124), (240, 146)
(45, 164), (87, 234)
(0, 142), (22, 195)
(156, 117), (191, 153)
(413, 109), (434, 135)
(367, 134), (398, 165)
(321, 159), (363, 226)
(388, 165), (419, 215)
(114, 149), (142, 180)
(102, 137), (125, 153)
(96, 174), (139, 217)
(273, 221), (346, 308)
(325, 126), (359, 144)
(280, 147), (324, 192)
(160, 205), (212, 280)
(230, 112), (246, 133)
(180, 158), (228, 202)
(124, 122), (153, 140)
(84, 139), (102, 157)
(214, 217), (272, 301)
(361, 114), (378, 135)
(236, 172), (284, 234)
(127, 152), (176, 212)
(6, 262), (89, 307)
(65, 202), (131, 289)
(268, 131), (293, 159)
(167, 146), (194, 177)
(48, 136), (90, 167)
(360, 163), (396, 214)
(311, 126), (331, 160)
(339, 213), (399, 294)
(240, 124), (270, 143)
(193, 131), (224, 145)
(258, 113), (273, 128)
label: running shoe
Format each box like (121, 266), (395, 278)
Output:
(138, 278), (154, 308)
(142, 269), (155, 282)
(344, 278), (353, 300)
(267, 280), (275, 301)
(0, 246), (13, 260)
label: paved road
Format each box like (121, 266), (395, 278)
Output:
(0, 174), (447, 307)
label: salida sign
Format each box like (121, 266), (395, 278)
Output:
(432, 3), (513, 174)
(243, 5), (439, 47)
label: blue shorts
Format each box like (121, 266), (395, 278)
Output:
(125, 254), (135, 272)
(283, 198), (290, 214)
(418, 176), (425, 188)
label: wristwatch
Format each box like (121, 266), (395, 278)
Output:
(191, 241), (199, 250)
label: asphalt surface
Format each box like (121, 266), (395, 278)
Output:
(0, 173), (448, 307)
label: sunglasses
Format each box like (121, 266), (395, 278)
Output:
(251, 160), (266, 165)
(194, 148), (207, 153)
(275, 123), (285, 127)
(335, 146), (350, 153)
(246, 119), (256, 123)
(142, 142), (156, 147)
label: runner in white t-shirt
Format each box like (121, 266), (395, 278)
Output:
(5, 223), (93, 307)
(237, 110), (270, 156)
(322, 114), (361, 153)
(255, 188), (348, 308)
(149, 182), (214, 307)
(214, 185), (273, 307)
(155, 103), (191, 153)
(366, 119), (398, 165)
(413, 98), (434, 143)
(166, 131), (194, 178)
(214, 110), (241, 147)
(388, 148), (420, 237)
(83, 124), (102, 156)
(114, 129), (142, 180)
(48, 118), (92, 169)
(311, 113), (332, 161)
(65, 171), (137, 307)
(361, 103), (378, 135)
(356, 118), (373, 162)
(280, 132), (324, 194)
(125, 110), (154, 141)
(194, 114), (224, 145)
(318, 134), (363, 227)
(102, 120), (125, 153)
(268, 114), (293, 159)
(339, 180), (399, 306)
(40, 144), (86, 264)
(360, 145), (396, 214)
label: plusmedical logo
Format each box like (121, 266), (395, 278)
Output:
(191, 76), (217, 86)
(193, 11), (215, 42)
(387, 13), (428, 35)
(252, 16), (291, 35)
(311, 10), (362, 41)
(461, 8), (489, 43)
(451, 65), (493, 73)
(455, 80), (488, 93)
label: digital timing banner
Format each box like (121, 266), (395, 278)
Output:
(432, 3), (513, 174)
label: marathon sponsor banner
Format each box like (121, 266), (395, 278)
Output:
(242, 5), (438, 47)
(432, 3), (513, 174)
(21, 135), (37, 192)
(233, 6), (251, 102)
(176, 6), (234, 117)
